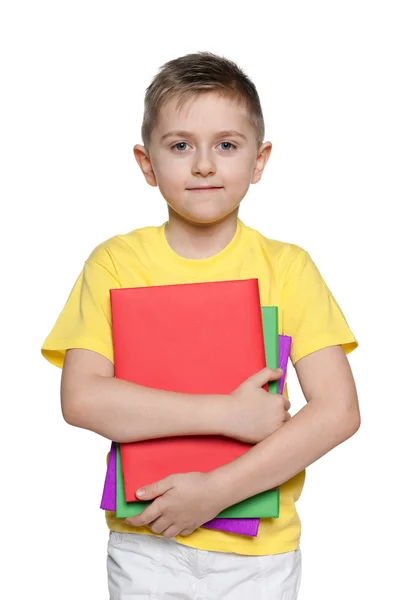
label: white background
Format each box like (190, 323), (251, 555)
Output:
(1, 1), (398, 598)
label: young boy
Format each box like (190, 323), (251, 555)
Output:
(42, 52), (360, 599)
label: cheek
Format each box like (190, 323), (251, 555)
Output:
(222, 159), (254, 188)
(155, 158), (187, 190)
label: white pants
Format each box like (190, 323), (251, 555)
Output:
(107, 532), (301, 600)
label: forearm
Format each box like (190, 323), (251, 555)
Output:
(209, 400), (360, 510)
(63, 375), (229, 443)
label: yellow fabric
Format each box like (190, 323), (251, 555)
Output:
(42, 219), (357, 555)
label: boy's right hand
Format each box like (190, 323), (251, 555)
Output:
(226, 368), (291, 444)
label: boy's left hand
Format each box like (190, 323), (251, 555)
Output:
(124, 471), (224, 538)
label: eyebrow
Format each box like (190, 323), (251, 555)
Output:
(160, 130), (248, 142)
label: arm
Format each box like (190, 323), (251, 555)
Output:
(61, 348), (229, 443)
(208, 345), (360, 508)
(124, 345), (360, 536)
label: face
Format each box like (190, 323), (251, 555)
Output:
(134, 92), (271, 225)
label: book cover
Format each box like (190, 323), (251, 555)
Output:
(112, 280), (267, 501)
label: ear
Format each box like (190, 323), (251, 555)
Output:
(133, 144), (158, 187)
(251, 141), (272, 184)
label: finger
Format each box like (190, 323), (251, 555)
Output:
(245, 367), (283, 388)
(148, 517), (171, 535)
(125, 500), (163, 528)
(135, 475), (175, 500)
(284, 411), (292, 421)
(162, 526), (178, 539)
(180, 528), (195, 537)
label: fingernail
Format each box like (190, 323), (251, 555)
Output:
(136, 488), (145, 497)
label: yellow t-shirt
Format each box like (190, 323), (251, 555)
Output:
(42, 219), (357, 556)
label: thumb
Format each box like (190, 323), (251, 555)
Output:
(245, 367), (283, 388)
(135, 475), (175, 500)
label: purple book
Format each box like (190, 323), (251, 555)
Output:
(100, 335), (292, 536)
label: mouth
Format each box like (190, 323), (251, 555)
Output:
(187, 187), (223, 192)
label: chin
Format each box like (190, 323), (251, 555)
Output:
(180, 211), (234, 226)
(169, 202), (239, 226)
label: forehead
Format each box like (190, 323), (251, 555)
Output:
(154, 92), (253, 136)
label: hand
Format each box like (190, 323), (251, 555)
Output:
(227, 367), (291, 444)
(124, 472), (223, 538)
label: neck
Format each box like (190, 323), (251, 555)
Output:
(164, 208), (240, 259)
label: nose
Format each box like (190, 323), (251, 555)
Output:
(191, 150), (216, 177)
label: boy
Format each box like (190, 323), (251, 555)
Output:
(42, 52), (360, 599)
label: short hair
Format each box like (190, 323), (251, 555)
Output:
(141, 52), (265, 149)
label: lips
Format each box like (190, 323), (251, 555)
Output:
(187, 186), (222, 190)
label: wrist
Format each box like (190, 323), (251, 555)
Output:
(205, 463), (238, 513)
(197, 394), (231, 437)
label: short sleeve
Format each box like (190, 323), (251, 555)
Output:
(281, 248), (358, 365)
(41, 246), (120, 369)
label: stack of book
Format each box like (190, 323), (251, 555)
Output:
(100, 279), (292, 537)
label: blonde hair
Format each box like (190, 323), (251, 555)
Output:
(141, 52), (265, 149)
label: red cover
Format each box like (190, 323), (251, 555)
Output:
(110, 279), (267, 503)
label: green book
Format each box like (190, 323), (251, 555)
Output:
(116, 305), (280, 519)
(261, 306), (279, 394)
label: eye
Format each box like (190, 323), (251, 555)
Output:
(171, 142), (189, 152)
(219, 142), (237, 151)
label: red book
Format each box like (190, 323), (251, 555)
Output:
(111, 279), (267, 503)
